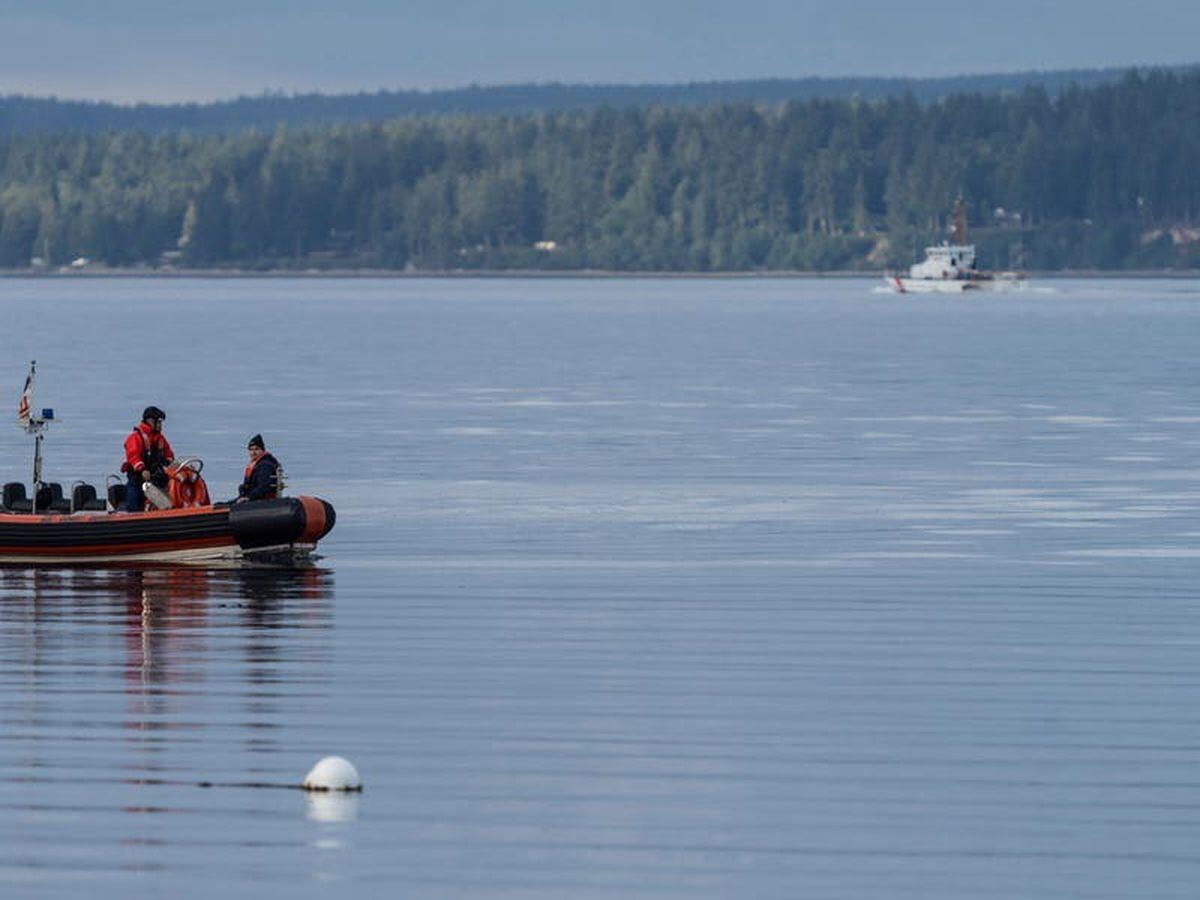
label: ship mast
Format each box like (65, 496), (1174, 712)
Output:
(954, 197), (967, 245)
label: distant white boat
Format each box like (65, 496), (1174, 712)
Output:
(886, 200), (1024, 294)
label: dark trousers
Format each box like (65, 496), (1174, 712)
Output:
(124, 473), (145, 512)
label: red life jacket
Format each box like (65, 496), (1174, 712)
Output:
(122, 422), (174, 474)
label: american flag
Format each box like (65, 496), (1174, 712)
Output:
(16, 363), (33, 427)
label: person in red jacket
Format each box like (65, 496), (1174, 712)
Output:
(122, 406), (174, 512)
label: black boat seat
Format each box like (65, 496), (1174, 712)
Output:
(107, 483), (127, 510)
(2, 482), (32, 513)
(72, 483), (108, 512)
(44, 483), (72, 514)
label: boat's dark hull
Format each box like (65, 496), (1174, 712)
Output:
(0, 496), (335, 563)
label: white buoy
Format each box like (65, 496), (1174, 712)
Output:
(302, 756), (362, 792)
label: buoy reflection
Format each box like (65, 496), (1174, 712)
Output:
(306, 791), (360, 824)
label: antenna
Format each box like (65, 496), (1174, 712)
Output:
(17, 361), (55, 514)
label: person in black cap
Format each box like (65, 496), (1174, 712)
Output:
(121, 406), (174, 512)
(235, 434), (280, 503)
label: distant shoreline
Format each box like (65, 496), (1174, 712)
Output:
(1, 268), (1199, 280)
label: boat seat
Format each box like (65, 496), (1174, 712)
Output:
(72, 483), (108, 512)
(44, 483), (72, 514)
(107, 483), (127, 510)
(29, 485), (54, 512)
(2, 482), (32, 513)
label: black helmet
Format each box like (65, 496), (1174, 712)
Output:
(142, 405), (166, 422)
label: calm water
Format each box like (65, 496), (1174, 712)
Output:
(2, 276), (1200, 898)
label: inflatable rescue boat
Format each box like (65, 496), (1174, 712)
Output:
(0, 492), (335, 564)
(1, 362), (335, 564)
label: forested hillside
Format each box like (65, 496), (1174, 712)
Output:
(1, 70), (1198, 272)
(0, 67), (1155, 135)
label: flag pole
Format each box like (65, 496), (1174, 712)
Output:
(28, 362), (39, 513)
(17, 361), (48, 514)
(32, 433), (42, 514)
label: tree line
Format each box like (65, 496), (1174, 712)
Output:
(1, 69), (1199, 272)
(0, 67), (1152, 135)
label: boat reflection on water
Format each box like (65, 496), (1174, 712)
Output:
(0, 564), (334, 761)
(0, 564), (332, 618)
(115, 565), (333, 688)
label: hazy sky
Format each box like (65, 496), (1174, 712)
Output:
(2, 0), (1198, 103)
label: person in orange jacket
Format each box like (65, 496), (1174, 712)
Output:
(235, 434), (280, 503)
(122, 406), (174, 512)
